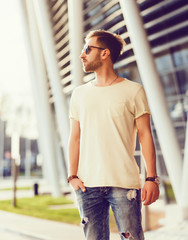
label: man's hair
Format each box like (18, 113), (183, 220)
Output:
(85, 29), (126, 63)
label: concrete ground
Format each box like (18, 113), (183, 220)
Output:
(0, 210), (188, 240)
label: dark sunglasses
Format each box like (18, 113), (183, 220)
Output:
(83, 45), (105, 55)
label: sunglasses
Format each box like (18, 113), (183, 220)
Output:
(83, 45), (105, 55)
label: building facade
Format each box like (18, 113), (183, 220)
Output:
(21, 0), (188, 207)
(48, 0), (188, 179)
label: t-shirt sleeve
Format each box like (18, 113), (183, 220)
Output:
(134, 86), (151, 119)
(69, 90), (79, 121)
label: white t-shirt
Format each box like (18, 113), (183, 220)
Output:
(69, 79), (150, 189)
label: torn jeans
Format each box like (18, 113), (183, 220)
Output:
(75, 187), (144, 240)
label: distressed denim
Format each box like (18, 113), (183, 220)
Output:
(75, 187), (144, 240)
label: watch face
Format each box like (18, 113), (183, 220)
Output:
(155, 176), (160, 184)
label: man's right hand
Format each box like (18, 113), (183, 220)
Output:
(69, 178), (86, 192)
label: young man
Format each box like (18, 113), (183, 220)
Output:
(68, 30), (160, 240)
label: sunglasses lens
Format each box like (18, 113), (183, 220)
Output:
(86, 46), (89, 54)
(82, 45), (91, 54)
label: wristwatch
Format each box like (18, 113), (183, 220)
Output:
(145, 176), (160, 185)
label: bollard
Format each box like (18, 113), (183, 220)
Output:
(33, 183), (39, 196)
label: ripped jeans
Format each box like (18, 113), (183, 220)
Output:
(75, 187), (144, 240)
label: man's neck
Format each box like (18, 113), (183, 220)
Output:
(94, 68), (118, 86)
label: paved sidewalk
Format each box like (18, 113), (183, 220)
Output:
(0, 210), (84, 240)
(0, 210), (188, 240)
(0, 210), (120, 240)
(145, 221), (188, 240)
(1, 180), (188, 240)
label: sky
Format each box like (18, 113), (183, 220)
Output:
(0, 0), (37, 138)
(0, 0), (31, 97)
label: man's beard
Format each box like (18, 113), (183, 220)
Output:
(83, 55), (102, 72)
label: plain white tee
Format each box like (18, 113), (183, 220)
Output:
(69, 79), (150, 189)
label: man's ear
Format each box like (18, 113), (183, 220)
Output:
(102, 49), (110, 58)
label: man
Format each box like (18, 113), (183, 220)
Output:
(68, 30), (159, 240)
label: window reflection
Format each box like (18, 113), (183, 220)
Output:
(155, 54), (173, 73)
(176, 69), (188, 94)
(152, 47), (188, 178)
(160, 73), (177, 96)
(173, 48), (188, 67)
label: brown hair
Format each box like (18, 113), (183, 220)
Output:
(85, 29), (126, 63)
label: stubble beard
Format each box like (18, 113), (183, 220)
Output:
(83, 55), (102, 73)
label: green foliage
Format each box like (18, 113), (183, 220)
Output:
(0, 196), (118, 229)
(0, 195), (81, 225)
(164, 182), (176, 202)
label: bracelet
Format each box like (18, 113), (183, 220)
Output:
(67, 175), (79, 183)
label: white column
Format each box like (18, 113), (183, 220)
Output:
(119, 0), (182, 204)
(54, 128), (68, 186)
(68, 0), (84, 87)
(52, 113), (68, 186)
(180, 103), (188, 216)
(18, 0), (61, 197)
(32, 0), (70, 164)
(11, 133), (20, 165)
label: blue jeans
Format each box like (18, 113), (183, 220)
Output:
(75, 187), (144, 240)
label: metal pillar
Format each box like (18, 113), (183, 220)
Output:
(18, 0), (61, 197)
(68, 0), (84, 87)
(32, 0), (70, 165)
(119, 0), (182, 204)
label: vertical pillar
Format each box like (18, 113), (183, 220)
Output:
(11, 132), (20, 207)
(68, 0), (84, 87)
(180, 100), (188, 216)
(52, 113), (68, 186)
(119, 0), (182, 204)
(54, 128), (68, 186)
(18, 0), (61, 197)
(32, 0), (70, 165)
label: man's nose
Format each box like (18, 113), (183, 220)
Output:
(80, 51), (86, 59)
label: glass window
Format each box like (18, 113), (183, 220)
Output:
(155, 54), (173, 73)
(175, 126), (186, 151)
(176, 69), (188, 94)
(173, 49), (188, 67)
(160, 73), (177, 97)
(173, 51), (184, 67)
(168, 98), (186, 122)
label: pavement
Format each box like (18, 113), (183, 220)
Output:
(0, 210), (188, 240)
(0, 178), (188, 240)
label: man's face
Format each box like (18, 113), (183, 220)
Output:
(80, 37), (104, 73)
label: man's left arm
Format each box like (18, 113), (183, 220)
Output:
(136, 114), (160, 205)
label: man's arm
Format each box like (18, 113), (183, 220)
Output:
(68, 119), (86, 192)
(136, 114), (159, 205)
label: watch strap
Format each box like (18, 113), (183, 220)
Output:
(145, 176), (160, 184)
(145, 177), (156, 182)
